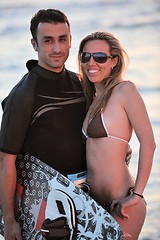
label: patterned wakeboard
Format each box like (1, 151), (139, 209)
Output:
(0, 154), (123, 239)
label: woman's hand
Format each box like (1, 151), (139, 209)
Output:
(111, 192), (141, 219)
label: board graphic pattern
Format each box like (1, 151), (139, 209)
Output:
(0, 154), (123, 239)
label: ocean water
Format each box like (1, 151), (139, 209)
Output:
(0, 0), (160, 239)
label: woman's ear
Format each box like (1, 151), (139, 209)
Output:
(31, 39), (38, 51)
(112, 56), (118, 68)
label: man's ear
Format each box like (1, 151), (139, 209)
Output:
(69, 34), (72, 49)
(31, 39), (38, 51)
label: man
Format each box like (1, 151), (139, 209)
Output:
(0, 9), (86, 239)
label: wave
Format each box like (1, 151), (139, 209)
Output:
(138, 87), (160, 93)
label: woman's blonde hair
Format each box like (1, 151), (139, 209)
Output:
(78, 31), (129, 116)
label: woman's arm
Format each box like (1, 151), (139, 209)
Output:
(124, 82), (156, 195)
(111, 81), (156, 218)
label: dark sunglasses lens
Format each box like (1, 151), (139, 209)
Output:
(81, 52), (108, 63)
(81, 53), (90, 63)
(94, 53), (108, 63)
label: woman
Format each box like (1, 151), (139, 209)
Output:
(78, 32), (156, 239)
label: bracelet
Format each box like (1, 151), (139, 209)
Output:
(133, 191), (144, 198)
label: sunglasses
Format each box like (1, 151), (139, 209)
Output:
(81, 52), (113, 64)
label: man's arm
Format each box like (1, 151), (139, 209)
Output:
(0, 152), (22, 240)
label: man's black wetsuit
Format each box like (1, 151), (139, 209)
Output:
(0, 60), (87, 174)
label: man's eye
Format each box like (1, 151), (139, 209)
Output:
(59, 38), (67, 42)
(44, 39), (52, 43)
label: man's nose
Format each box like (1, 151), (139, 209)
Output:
(52, 43), (61, 52)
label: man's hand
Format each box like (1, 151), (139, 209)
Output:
(125, 145), (132, 166)
(4, 221), (22, 240)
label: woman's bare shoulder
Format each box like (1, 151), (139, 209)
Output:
(119, 80), (136, 89)
(117, 80), (138, 95)
(113, 81), (141, 106)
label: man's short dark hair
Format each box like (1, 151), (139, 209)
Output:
(30, 9), (71, 42)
